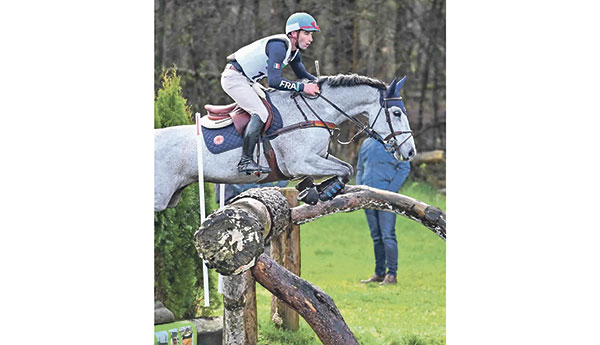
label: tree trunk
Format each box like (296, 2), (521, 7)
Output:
(412, 150), (445, 165)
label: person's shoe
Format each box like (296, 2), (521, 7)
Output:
(379, 274), (397, 285)
(237, 114), (271, 175)
(360, 274), (385, 284)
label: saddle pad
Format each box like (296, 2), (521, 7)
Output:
(202, 93), (283, 154)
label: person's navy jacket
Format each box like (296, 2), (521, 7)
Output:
(356, 138), (411, 192)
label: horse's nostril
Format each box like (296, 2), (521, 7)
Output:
(408, 149), (415, 157)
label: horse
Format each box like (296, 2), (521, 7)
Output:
(154, 74), (416, 211)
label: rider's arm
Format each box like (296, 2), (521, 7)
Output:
(289, 52), (317, 81)
(265, 40), (305, 92)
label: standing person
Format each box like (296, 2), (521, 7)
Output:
(356, 138), (411, 285)
(221, 12), (322, 175)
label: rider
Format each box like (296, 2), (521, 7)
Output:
(221, 12), (321, 175)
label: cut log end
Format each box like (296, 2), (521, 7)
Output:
(230, 187), (291, 240)
(194, 207), (265, 275)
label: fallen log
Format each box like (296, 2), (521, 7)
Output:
(292, 185), (446, 241)
(412, 150), (445, 165)
(194, 188), (289, 275)
(251, 254), (359, 345)
(193, 186), (445, 345)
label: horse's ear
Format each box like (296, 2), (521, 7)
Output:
(387, 77), (398, 97)
(395, 75), (407, 94)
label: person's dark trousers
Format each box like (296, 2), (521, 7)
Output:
(364, 209), (398, 276)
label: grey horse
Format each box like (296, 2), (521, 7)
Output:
(155, 74), (416, 211)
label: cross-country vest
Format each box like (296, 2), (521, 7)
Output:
(230, 34), (299, 82)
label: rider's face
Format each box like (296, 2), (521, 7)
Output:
(292, 30), (314, 50)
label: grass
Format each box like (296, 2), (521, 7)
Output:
(254, 180), (446, 345)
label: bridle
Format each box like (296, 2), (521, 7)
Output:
(292, 89), (413, 154)
(377, 91), (414, 152)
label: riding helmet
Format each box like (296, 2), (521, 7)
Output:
(285, 12), (320, 34)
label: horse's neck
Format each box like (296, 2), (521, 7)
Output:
(271, 86), (378, 126)
(317, 85), (379, 125)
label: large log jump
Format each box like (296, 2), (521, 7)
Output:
(194, 186), (446, 345)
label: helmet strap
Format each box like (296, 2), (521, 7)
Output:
(288, 31), (299, 50)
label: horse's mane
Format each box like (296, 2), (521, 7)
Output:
(317, 74), (387, 90)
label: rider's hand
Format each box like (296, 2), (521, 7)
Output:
(303, 83), (320, 96)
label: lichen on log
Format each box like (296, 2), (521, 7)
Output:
(194, 205), (265, 276)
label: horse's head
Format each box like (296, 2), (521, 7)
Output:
(379, 76), (417, 161)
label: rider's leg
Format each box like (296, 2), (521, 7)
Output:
(221, 65), (271, 174)
(238, 113), (271, 174)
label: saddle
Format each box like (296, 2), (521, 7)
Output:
(202, 86), (274, 135)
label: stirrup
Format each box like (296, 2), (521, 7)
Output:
(238, 159), (271, 175)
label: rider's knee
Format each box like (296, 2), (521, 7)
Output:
(254, 109), (268, 123)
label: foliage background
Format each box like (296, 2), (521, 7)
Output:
(154, 68), (221, 318)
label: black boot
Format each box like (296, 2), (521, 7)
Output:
(238, 114), (272, 175)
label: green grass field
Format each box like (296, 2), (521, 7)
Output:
(255, 181), (446, 345)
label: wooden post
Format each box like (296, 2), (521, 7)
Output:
(223, 271), (257, 345)
(270, 188), (300, 331)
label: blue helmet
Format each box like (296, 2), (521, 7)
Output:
(285, 12), (320, 34)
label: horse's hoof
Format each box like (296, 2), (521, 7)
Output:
(298, 186), (319, 205)
(295, 176), (315, 191)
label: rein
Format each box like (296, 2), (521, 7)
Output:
(290, 90), (413, 153)
(265, 88), (413, 157)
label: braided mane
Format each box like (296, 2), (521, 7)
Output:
(317, 73), (387, 90)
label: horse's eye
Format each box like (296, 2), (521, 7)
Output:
(393, 110), (401, 116)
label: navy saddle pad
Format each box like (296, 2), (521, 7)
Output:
(202, 93), (283, 154)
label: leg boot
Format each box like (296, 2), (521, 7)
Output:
(237, 114), (272, 175)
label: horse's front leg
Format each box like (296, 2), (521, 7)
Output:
(326, 155), (354, 177)
(289, 154), (352, 181)
(289, 155), (352, 205)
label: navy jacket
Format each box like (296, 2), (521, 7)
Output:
(355, 138), (411, 191)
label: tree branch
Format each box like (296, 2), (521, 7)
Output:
(251, 254), (359, 345)
(291, 185), (446, 241)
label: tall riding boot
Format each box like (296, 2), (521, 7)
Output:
(237, 114), (272, 175)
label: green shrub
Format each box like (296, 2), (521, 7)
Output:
(154, 66), (220, 318)
(154, 66), (191, 129)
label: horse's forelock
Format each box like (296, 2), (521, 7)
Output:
(317, 74), (386, 90)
